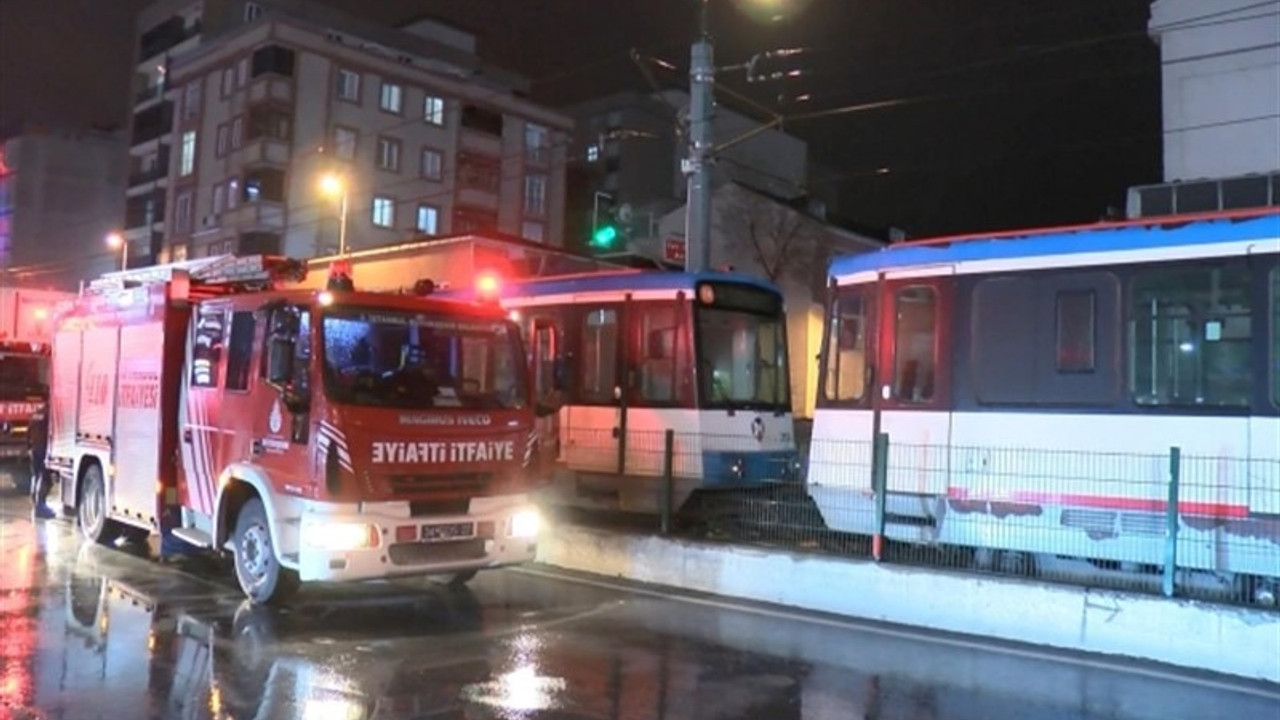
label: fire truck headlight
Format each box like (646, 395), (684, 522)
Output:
(508, 508), (540, 539)
(302, 522), (380, 551)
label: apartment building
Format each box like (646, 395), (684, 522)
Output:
(124, 0), (572, 263)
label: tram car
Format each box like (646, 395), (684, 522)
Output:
(808, 209), (1280, 601)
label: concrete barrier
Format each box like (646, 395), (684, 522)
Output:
(536, 524), (1280, 684)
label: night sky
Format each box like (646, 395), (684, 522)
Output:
(0, 0), (1163, 238)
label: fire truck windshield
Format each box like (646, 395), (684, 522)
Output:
(321, 308), (527, 411)
(0, 353), (46, 399)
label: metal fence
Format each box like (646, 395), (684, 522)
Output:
(553, 428), (1280, 609)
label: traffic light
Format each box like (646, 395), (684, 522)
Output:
(590, 222), (619, 249)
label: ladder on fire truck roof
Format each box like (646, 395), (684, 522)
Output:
(86, 254), (307, 294)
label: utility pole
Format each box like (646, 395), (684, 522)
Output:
(684, 0), (714, 272)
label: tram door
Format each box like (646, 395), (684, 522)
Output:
(873, 271), (955, 498)
(565, 304), (625, 475)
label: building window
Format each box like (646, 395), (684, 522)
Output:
(452, 206), (497, 234)
(247, 106), (292, 141)
(236, 57), (249, 87)
(371, 196), (395, 228)
(524, 174), (547, 216)
(333, 126), (357, 160)
(1130, 264), (1252, 408)
(379, 82), (403, 114)
(227, 178), (239, 209)
(174, 190), (194, 234)
(212, 183), (227, 214)
(336, 68), (360, 102)
(179, 130), (197, 176)
(182, 81), (201, 120)
(420, 147), (443, 180)
(1056, 291), (1095, 373)
(525, 123), (549, 164)
(231, 116), (244, 148)
(586, 143), (600, 163)
(215, 124), (229, 156)
(221, 67), (235, 97)
(461, 104), (503, 136)
(521, 220), (544, 242)
(423, 95), (445, 125)
(416, 204), (439, 234)
(244, 2), (262, 22)
(376, 136), (401, 172)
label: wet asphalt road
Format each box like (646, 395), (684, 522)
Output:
(1, 489), (1277, 720)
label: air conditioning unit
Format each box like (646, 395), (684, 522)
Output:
(1126, 172), (1279, 219)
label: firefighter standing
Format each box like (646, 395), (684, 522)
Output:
(28, 404), (54, 519)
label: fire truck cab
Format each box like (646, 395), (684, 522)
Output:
(47, 255), (546, 603)
(1, 287), (72, 492)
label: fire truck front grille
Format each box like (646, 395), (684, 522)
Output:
(387, 539), (487, 566)
(386, 472), (492, 497)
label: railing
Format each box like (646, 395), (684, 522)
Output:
(550, 428), (1280, 609)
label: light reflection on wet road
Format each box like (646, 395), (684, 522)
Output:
(1, 491), (1276, 720)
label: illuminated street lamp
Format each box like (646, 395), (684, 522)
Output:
(105, 231), (127, 271)
(318, 172), (349, 256)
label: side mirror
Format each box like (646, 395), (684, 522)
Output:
(266, 336), (296, 386)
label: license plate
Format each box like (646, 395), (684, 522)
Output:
(421, 522), (475, 542)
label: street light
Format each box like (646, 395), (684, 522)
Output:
(318, 172), (348, 256)
(105, 232), (127, 271)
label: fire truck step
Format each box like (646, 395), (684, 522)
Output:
(170, 527), (214, 548)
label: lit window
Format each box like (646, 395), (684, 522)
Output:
(420, 148), (443, 180)
(179, 130), (197, 176)
(372, 196), (395, 228)
(523, 174), (547, 216)
(336, 68), (360, 101)
(586, 143), (600, 162)
(379, 82), (403, 113)
(423, 95), (445, 125)
(416, 204), (439, 234)
(227, 178), (239, 208)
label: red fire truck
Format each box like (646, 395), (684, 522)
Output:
(46, 255), (549, 603)
(1, 287), (74, 493)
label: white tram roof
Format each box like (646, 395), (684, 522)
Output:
(829, 210), (1280, 284)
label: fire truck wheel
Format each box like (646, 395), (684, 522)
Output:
(78, 463), (124, 545)
(232, 498), (298, 605)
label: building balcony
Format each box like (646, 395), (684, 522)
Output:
(138, 19), (201, 63)
(127, 166), (168, 188)
(231, 137), (291, 166)
(456, 187), (499, 212)
(219, 201), (286, 232)
(248, 76), (294, 105)
(133, 84), (165, 108)
(460, 129), (502, 157)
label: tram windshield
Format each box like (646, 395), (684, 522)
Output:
(695, 283), (790, 412)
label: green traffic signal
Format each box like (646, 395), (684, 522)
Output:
(590, 224), (619, 248)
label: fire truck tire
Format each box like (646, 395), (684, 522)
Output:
(78, 463), (125, 545)
(232, 498), (298, 605)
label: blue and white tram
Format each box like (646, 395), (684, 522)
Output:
(809, 209), (1280, 600)
(487, 269), (798, 515)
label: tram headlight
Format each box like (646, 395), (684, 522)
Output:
(729, 458), (746, 481)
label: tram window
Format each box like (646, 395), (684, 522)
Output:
(823, 290), (870, 402)
(630, 302), (690, 405)
(580, 308), (618, 404)
(893, 286), (937, 403)
(1056, 291), (1096, 373)
(1130, 264), (1251, 408)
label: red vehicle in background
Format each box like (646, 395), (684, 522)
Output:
(0, 287), (73, 493)
(46, 255), (550, 603)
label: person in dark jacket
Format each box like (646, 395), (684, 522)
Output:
(28, 405), (54, 519)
